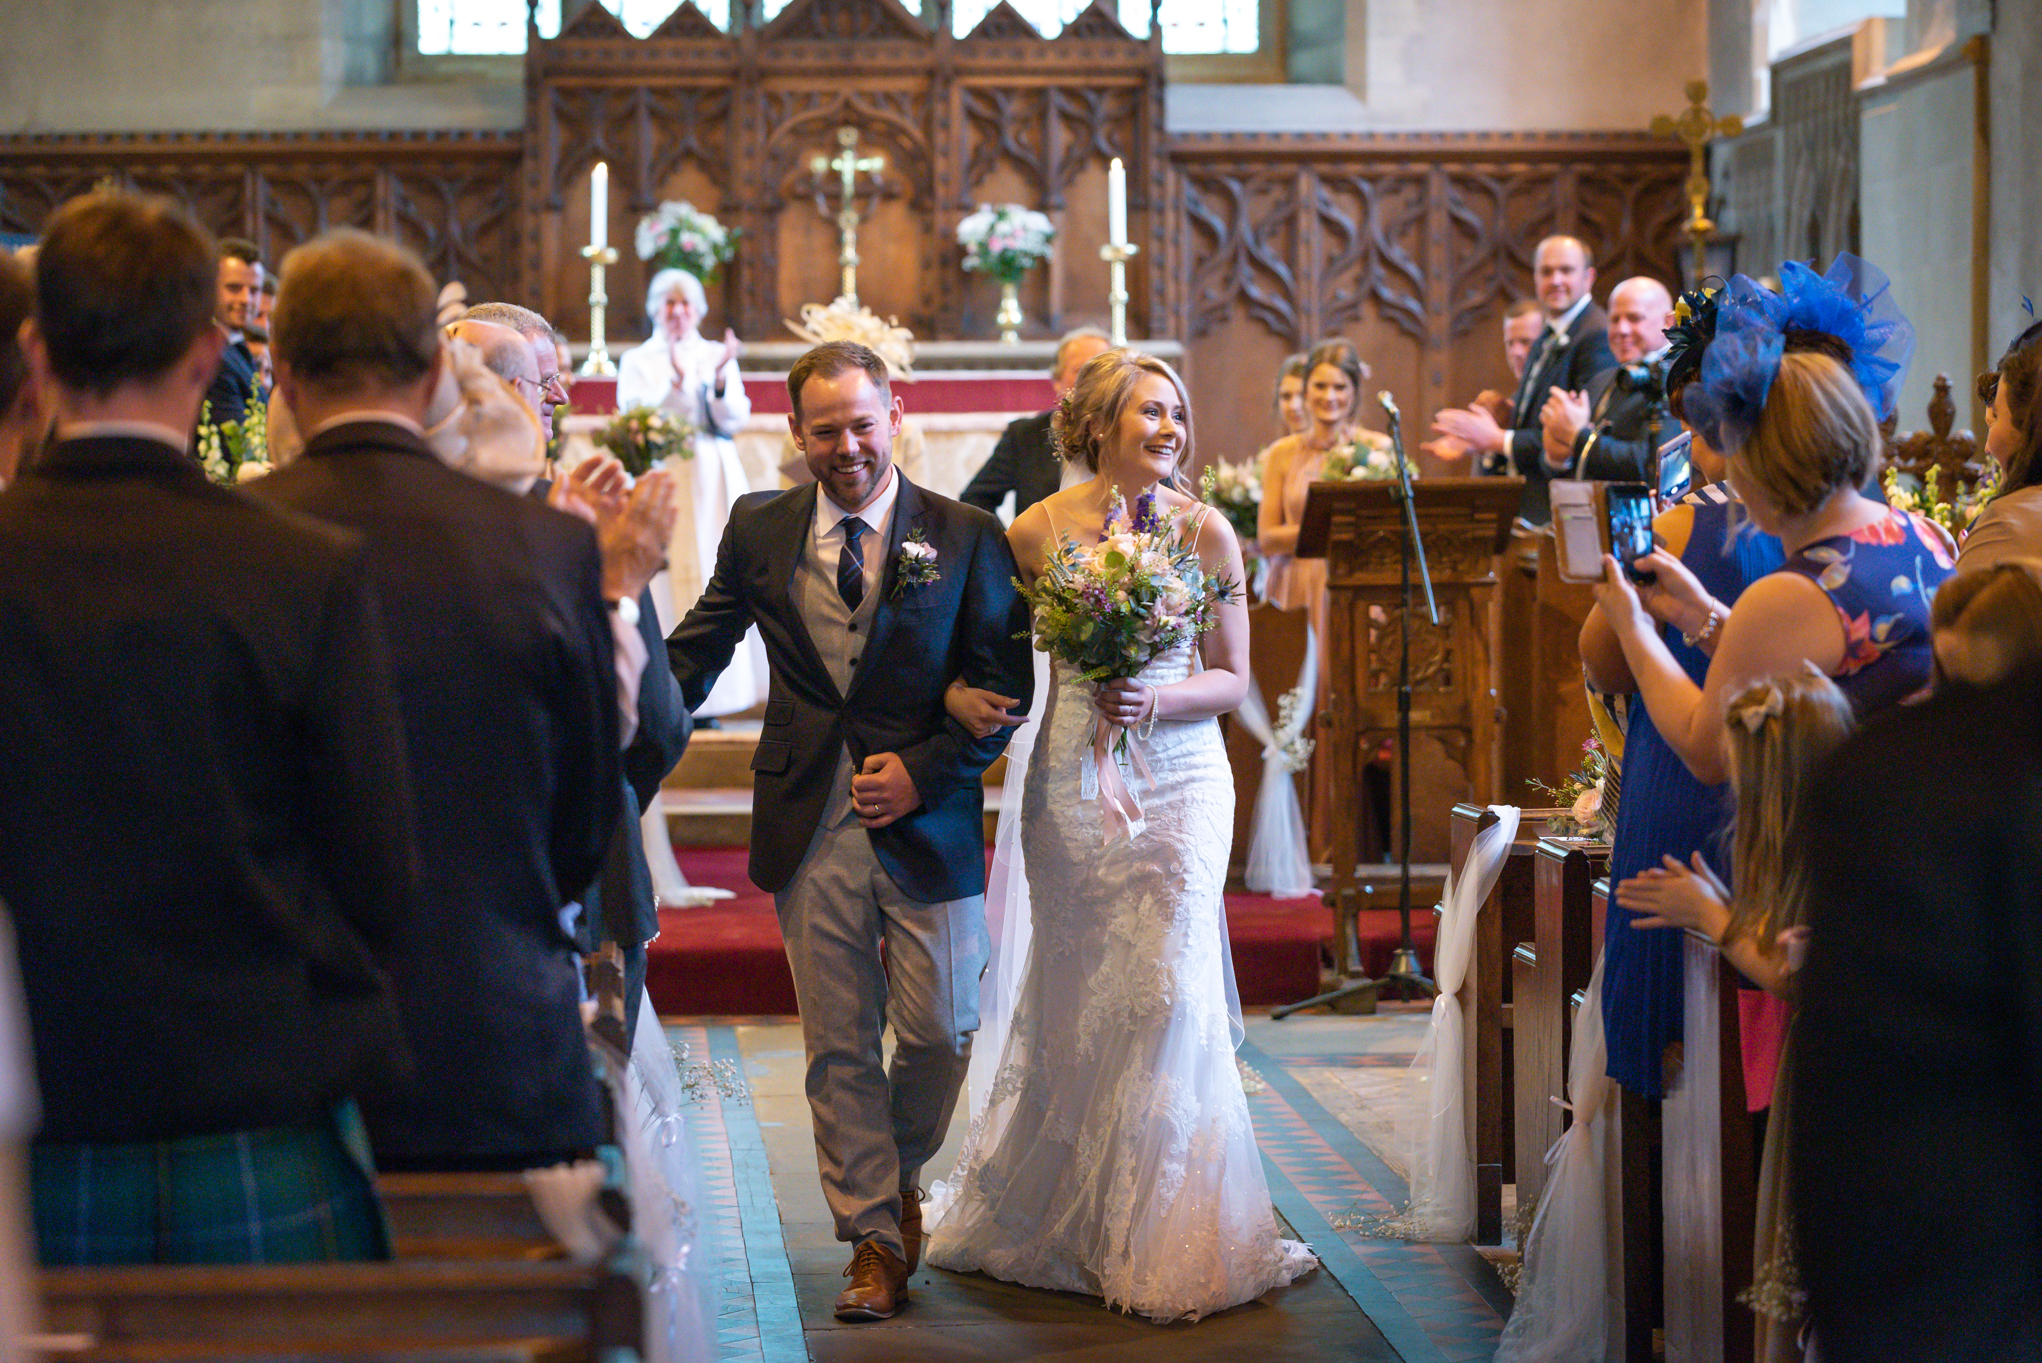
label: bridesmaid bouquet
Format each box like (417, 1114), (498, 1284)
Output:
(1020, 490), (1237, 843)
(1200, 457), (1263, 543)
(1321, 429), (1404, 481)
(600, 406), (696, 477)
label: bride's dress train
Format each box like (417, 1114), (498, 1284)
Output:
(927, 644), (1317, 1322)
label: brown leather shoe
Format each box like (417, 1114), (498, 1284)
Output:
(899, 1187), (924, 1273)
(834, 1241), (910, 1322)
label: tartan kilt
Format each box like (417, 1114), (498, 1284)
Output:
(30, 1100), (390, 1266)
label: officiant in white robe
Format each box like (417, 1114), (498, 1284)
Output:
(618, 267), (764, 718)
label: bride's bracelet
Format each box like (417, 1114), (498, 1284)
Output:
(1138, 684), (1162, 740)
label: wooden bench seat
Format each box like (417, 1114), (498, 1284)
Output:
(37, 1259), (639, 1363)
(377, 1174), (559, 1263)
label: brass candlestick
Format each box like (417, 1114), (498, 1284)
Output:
(1651, 80), (1743, 282)
(1100, 241), (1139, 347)
(579, 242), (619, 377)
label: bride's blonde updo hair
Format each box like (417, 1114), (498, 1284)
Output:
(1052, 348), (1194, 473)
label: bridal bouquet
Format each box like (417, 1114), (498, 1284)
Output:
(956, 204), (1055, 284)
(635, 200), (738, 281)
(1321, 429), (1404, 482)
(600, 406), (696, 476)
(1200, 457), (1263, 543)
(1020, 490), (1237, 842)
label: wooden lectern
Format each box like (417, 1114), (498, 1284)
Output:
(1297, 477), (1521, 911)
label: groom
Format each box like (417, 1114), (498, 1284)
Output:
(666, 340), (1033, 1320)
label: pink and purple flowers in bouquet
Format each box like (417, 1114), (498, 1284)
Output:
(1021, 489), (1237, 687)
(1020, 489), (1237, 843)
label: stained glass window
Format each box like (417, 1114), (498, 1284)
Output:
(419, 0), (1251, 54)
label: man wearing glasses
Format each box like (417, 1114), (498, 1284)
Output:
(466, 301), (571, 443)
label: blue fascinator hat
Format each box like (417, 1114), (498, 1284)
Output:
(1681, 253), (1915, 452)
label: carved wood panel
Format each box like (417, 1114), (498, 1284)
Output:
(1165, 135), (1687, 472)
(0, 133), (523, 306)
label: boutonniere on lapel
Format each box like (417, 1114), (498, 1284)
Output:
(890, 527), (941, 600)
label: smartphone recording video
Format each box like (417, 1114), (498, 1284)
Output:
(1605, 483), (1657, 584)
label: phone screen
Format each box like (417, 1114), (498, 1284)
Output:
(1605, 484), (1657, 583)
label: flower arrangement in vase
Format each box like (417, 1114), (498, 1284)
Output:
(956, 204), (1055, 343)
(635, 200), (738, 281)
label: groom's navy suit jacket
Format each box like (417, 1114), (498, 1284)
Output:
(666, 474), (1033, 903)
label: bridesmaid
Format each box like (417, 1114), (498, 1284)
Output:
(1256, 339), (1379, 859)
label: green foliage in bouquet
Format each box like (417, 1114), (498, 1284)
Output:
(1019, 489), (1238, 688)
(599, 405), (695, 477)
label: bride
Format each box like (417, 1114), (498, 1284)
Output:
(926, 349), (1318, 1321)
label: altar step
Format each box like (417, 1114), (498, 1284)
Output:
(663, 720), (1009, 848)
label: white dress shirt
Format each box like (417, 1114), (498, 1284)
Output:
(811, 464), (900, 602)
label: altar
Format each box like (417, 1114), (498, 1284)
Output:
(566, 338), (1183, 503)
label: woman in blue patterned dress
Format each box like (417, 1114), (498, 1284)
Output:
(1583, 258), (1952, 1096)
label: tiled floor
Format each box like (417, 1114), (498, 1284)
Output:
(671, 1008), (1512, 1362)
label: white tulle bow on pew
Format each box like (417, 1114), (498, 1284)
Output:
(1230, 624), (1319, 900)
(1493, 949), (1623, 1362)
(1397, 805), (1520, 1240)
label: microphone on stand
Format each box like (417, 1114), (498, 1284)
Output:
(1378, 392), (1400, 422)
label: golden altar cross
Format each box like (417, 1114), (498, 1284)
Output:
(1651, 80), (1743, 281)
(811, 126), (886, 309)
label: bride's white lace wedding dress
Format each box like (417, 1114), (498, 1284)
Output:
(926, 641), (1318, 1322)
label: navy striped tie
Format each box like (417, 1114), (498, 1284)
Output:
(837, 516), (868, 611)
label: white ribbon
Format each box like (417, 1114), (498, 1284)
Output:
(1233, 624), (1319, 899)
(1493, 949), (1624, 1362)
(1399, 805), (1521, 1241)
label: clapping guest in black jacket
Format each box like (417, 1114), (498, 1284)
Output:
(253, 228), (648, 1173)
(1431, 235), (1615, 523)
(0, 192), (418, 1264)
(1539, 276), (1682, 493)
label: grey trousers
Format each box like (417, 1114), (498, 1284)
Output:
(774, 816), (986, 1259)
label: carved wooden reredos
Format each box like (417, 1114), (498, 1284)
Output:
(525, 0), (1167, 343)
(0, 0), (1693, 454)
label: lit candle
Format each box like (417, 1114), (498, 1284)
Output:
(590, 162), (609, 253)
(1108, 157), (1127, 248)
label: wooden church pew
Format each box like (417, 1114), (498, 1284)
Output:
(1449, 803), (1546, 1245)
(1509, 836), (1609, 1218)
(35, 1258), (641, 1362)
(378, 1174), (560, 1263)
(1661, 935), (1758, 1363)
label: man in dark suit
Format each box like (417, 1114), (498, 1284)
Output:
(201, 236), (262, 426)
(1432, 234), (1615, 523)
(1539, 276), (1683, 494)
(253, 227), (634, 1173)
(667, 340), (1033, 1321)
(1794, 665), (2042, 1362)
(0, 191), (417, 1264)
(958, 327), (1110, 519)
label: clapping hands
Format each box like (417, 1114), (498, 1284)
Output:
(549, 454), (680, 603)
(1615, 852), (1732, 941)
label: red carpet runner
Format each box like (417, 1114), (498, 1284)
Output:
(646, 847), (1438, 1016)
